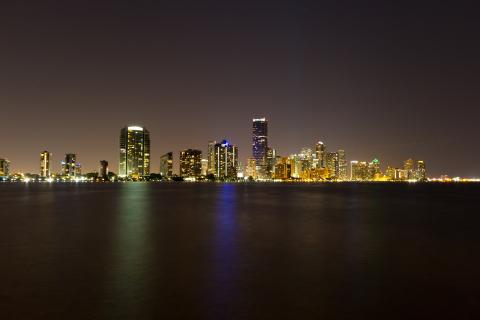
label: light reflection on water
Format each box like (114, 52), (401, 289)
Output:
(209, 184), (239, 317)
(106, 183), (152, 317)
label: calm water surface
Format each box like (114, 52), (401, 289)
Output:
(1, 183), (479, 319)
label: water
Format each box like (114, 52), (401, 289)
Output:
(0, 183), (479, 319)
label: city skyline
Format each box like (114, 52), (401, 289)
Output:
(1, 2), (479, 177)
(0, 117), (474, 179)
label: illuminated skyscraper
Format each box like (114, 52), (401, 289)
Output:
(416, 160), (427, 181)
(0, 158), (10, 177)
(119, 126), (150, 179)
(350, 161), (368, 181)
(315, 141), (326, 168)
(159, 152), (173, 178)
(40, 151), (52, 178)
(326, 152), (339, 178)
(62, 153), (77, 177)
(338, 149), (347, 180)
(404, 158), (414, 179)
(201, 159), (208, 176)
(214, 140), (238, 180)
(180, 149), (202, 178)
(252, 118), (268, 167)
(207, 140), (217, 175)
(368, 159), (381, 179)
(245, 158), (257, 179)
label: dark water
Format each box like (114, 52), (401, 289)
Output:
(1, 183), (479, 319)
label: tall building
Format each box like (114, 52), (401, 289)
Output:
(350, 161), (369, 181)
(0, 158), (10, 177)
(326, 152), (339, 179)
(62, 153), (77, 177)
(404, 158), (414, 179)
(266, 147), (277, 178)
(368, 159), (381, 179)
(159, 152), (173, 178)
(201, 159), (209, 176)
(416, 160), (427, 181)
(252, 118), (268, 167)
(40, 151), (52, 178)
(315, 141), (326, 168)
(207, 140), (217, 175)
(338, 149), (347, 180)
(274, 157), (291, 180)
(245, 158), (257, 179)
(214, 140), (238, 180)
(180, 149), (202, 178)
(119, 126), (151, 179)
(99, 160), (109, 180)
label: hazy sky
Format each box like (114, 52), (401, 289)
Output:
(1, 0), (479, 176)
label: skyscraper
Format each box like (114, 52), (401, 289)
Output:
(62, 153), (77, 177)
(326, 152), (339, 179)
(99, 160), (109, 181)
(40, 151), (52, 178)
(338, 149), (347, 180)
(201, 159), (209, 176)
(207, 140), (217, 175)
(350, 161), (368, 181)
(315, 141), (326, 168)
(119, 126), (151, 179)
(404, 158), (414, 179)
(180, 149), (202, 178)
(0, 158), (10, 177)
(159, 152), (173, 178)
(416, 160), (427, 181)
(214, 140), (238, 180)
(252, 118), (268, 167)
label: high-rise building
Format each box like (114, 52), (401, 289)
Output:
(266, 147), (277, 178)
(119, 126), (150, 179)
(245, 158), (257, 179)
(159, 152), (173, 178)
(326, 152), (339, 178)
(201, 159), (209, 176)
(62, 153), (77, 177)
(180, 149), (202, 178)
(416, 160), (427, 181)
(274, 157), (291, 180)
(0, 158), (10, 177)
(99, 160), (109, 180)
(40, 151), (52, 178)
(350, 161), (369, 181)
(207, 140), (217, 175)
(368, 159), (381, 179)
(252, 118), (268, 167)
(404, 158), (414, 179)
(214, 140), (238, 180)
(338, 149), (347, 180)
(315, 141), (326, 168)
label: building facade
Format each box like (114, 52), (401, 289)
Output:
(0, 158), (10, 177)
(214, 140), (238, 180)
(62, 153), (78, 178)
(180, 149), (202, 178)
(326, 152), (339, 179)
(40, 151), (52, 178)
(99, 160), (109, 180)
(315, 141), (326, 168)
(252, 118), (268, 167)
(160, 152), (173, 178)
(119, 126), (151, 179)
(338, 149), (347, 180)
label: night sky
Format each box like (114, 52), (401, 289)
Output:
(1, 1), (479, 177)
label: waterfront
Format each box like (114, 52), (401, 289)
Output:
(1, 183), (479, 319)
